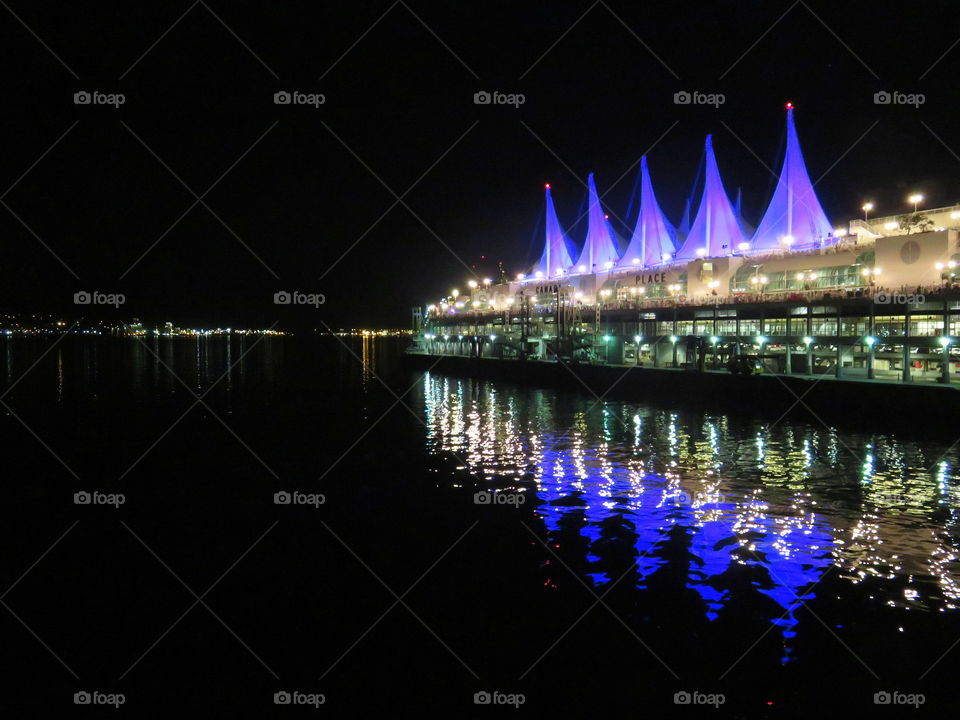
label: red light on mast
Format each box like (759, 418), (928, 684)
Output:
(545, 183), (551, 189)
(785, 102), (794, 110)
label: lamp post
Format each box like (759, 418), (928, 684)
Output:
(710, 335), (719, 370)
(939, 336), (952, 384)
(865, 335), (876, 380)
(908, 193), (924, 214)
(862, 202), (873, 223)
(804, 336), (814, 376)
(670, 334), (679, 368)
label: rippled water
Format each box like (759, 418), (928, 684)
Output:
(5, 335), (959, 712)
(419, 372), (960, 671)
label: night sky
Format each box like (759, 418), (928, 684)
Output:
(1, 0), (958, 328)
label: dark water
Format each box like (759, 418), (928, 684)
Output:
(2, 335), (958, 716)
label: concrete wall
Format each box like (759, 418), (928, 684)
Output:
(874, 230), (957, 291)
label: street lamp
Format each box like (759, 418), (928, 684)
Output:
(468, 280), (478, 289)
(939, 336), (953, 383)
(865, 335), (877, 379)
(908, 193), (924, 213)
(803, 336), (813, 376)
(862, 202), (873, 222)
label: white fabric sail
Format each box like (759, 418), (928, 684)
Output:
(676, 135), (745, 261)
(531, 185), (574, 277)
(621, 156), (678, 267)
(750, 105), (833, 252)
(573, 173), (621, 272)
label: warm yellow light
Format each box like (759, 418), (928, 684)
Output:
(451, 289), (459, 298)
(884, 221), (899, 230)
(862, 202), (874, 212)
(908, 193), (924, 204)
(468, 280), (478, 288)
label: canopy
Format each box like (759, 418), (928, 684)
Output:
(676, 135), (745, 260)
(750, 106), (833, 252)
(531, 185), (575, 277)
(573, 173), (621, 272)
(621, 156), (678, 267)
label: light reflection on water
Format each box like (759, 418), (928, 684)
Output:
(420, 372), (960, 661)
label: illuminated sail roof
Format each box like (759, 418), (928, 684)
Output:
(573, 173), (621, 272)
(531, 185), (574, 278)
(676, 135), (745, 261)
(750, 105), (833, 252)
(621, 156), (678, 267)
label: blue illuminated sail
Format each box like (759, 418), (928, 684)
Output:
(532, 185), (574, 278)
(622, 156), (678, 267)
(750, 106), (833, 252)
(676, 136), (745, 260)
(574, 173), (621, 272)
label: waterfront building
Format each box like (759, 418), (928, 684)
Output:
(417, 107), (960, 384)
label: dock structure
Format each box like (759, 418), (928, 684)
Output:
(414, 105), (960, 386)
